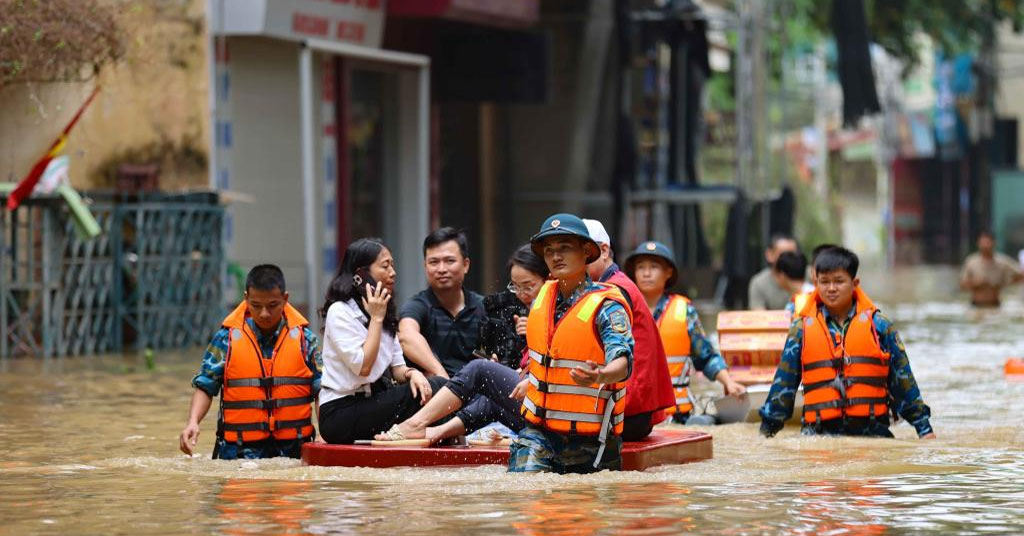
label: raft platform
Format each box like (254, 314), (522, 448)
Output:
(302, 428), (713, 471)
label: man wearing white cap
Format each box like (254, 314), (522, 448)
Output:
(582, 219), (676, 440)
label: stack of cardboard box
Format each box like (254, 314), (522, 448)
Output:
(716, 310), (792, 385)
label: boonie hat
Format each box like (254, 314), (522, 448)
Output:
(624, 240), (678, 287)
(530, 213), (600, 263)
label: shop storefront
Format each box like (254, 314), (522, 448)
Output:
(208, 0), (430, 327)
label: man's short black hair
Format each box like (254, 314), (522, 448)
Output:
(977, 229), (994, 241)
(423, 227), (469, 259)
(814, 247), (859, 278)
(773, 250), (807, 280)
(246, 264), (286, 292)
(810, 243), (839, 263)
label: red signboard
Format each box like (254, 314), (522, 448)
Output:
(388, 0), (539, 27)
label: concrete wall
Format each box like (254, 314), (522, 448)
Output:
(997, 24), (1024, 170)
(222, 37), (323, 313)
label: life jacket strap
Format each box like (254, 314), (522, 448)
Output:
(665, 355), (692, 364)
(593, 390), (618, 469)
(522, 397), (625, 426)
(843, 355), (888, 367)
(222, 396), (313, 410)
(802, 358), (843, 371)
(221, 422), (271, 432)
(527, 349), (595, 370)
(226, 376), (313, 388)
(275, 418), (313, 430)
(527, 375), (623, 399)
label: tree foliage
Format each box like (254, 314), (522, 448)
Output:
(781, 0), (1024, 69)
(0, 0), (124, 88)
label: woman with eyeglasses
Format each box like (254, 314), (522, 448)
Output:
(478, 245), (550, 369)
(374, 245), (547, 443)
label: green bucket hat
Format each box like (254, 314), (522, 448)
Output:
(529, 213), (600, 264)
(624, 240), (678, 287)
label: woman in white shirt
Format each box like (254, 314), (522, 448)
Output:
(318, 238), (448, 444)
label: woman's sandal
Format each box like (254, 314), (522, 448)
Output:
(371, 424), (431, 448)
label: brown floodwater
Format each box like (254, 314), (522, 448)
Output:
(1, 267), (1023, 535)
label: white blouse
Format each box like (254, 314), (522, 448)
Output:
(319, 299), (405, 406)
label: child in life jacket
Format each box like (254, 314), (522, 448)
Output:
(623, 240), (746, 424)
(759, 247), (935, 439)
(507, 213), (635, 473)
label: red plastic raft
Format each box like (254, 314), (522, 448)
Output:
(302, 428), (712, 471)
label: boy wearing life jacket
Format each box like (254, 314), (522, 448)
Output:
(179, 265), (323, 459)
(759, 247), (935, 439)
(623, 241), (746, 424)
(508, 213), (635, 473)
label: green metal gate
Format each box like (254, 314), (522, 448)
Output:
(1, 192), (225, 357)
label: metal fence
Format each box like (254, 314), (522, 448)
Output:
(0, 192), (224, 357)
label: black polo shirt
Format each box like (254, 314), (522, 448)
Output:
(400, 288), (486, 376)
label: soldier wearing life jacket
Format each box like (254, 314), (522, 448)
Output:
(581, 219), (676, 441)
(507, 213), (635, 473)
(759, 247), (936, 439)
(179, 265), (322, 459)
(623, 241), (746, 424)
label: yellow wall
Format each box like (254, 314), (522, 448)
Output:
(0, 0), (210, 190)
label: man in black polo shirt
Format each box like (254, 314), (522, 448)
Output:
(399, 227), (487, 378)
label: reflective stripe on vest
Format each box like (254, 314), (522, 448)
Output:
(800, 288), (890, 425)
(220, 301), (315, 444)
(656, 294), (694, 416)
(523, 281), (631, 467)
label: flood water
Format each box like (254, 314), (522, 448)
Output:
(2, 267), (1023, 535)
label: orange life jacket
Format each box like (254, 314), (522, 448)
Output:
(523, 280), (631, 442)
(792, 291), (813, 317)
(220, 301), (315, 444)
(798, 287), (890, 424)
(655, 294), (696, 416)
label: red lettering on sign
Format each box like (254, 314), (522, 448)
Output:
(292, 13), (329, 37)
(324, 124), (337, 137)
(336, 22), (365, 43)
(332, 0), (380, 9)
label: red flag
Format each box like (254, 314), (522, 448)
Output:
(6, 86), (101, 211)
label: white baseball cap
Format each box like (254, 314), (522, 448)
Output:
(583, 219), (610, 245)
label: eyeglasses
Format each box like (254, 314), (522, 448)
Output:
(507, 282), (539, 295)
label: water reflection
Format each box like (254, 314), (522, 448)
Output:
(215, 479), (314, 535)
(1, 268), (1024, 533)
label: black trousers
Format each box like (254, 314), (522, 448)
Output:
(318, 376), (449, 444)
(621, 411), (655, 442)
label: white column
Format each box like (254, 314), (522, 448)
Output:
(299, 44), (319, 332)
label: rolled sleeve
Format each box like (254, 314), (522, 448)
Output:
(596, 301), (635, 379)
(759, 319), (804, 433)
(875, 313), (933, 437)
(324, 303), (371, 376)
(191, 328), (230, 397)
(302, 327), (323, 395)
(686, 304), (728, 381)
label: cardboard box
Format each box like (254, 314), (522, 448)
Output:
(719, 331), (788, 367)
(728, 365), (779, 386)
(716, 310), (792, 333)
